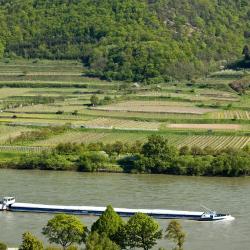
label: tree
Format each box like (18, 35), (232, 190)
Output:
(242, 45), (250, 60)
(123, 213), (162, 250)
(86, 232), (120, 250)
(91, 205), (124, 242)
(142, 135), (178, 162)
(19, 232), (43, 250)
(179, 146), (190, 156)
(112, 141), (124, 155)
(42, 214), (87, 250)
(165, 220), (186, 250)
(90, 95), (99, 106)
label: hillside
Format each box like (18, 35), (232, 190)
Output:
(0, 0), (250, 82)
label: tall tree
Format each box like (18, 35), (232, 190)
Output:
(142, 135), (178, 161)
(91, 205), (124, 242)
(42, 214), (87, 250)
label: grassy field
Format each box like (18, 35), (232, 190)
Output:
(0, 58), (250, 154)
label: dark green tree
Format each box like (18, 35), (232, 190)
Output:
(91, 205), (124, 243)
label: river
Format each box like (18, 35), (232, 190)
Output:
(0, 169), (249, 249)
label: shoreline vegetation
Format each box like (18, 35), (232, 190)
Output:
(1, 135), (250, 177)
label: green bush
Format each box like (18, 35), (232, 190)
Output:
(0, 242), (7, 250)
(77, 152), (109, 172)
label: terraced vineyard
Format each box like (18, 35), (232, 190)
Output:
(210, 111), (250, 120)
(92, 100), (213, 115)
(82, 118), (159, 130)
(29, 129), (250, 150)
(0, 59), (250, 154)
(174, 135), (250, 149)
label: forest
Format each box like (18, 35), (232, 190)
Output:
(0, 0), (250, 82)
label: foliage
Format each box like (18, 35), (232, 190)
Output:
(9, 127), (68, 144)
(165, 220), (186, 250)
(0, 0), (250, 81)
(122, 213), (162, 250)
(0, 242), (7, 250)
(19, 232), (43, 250)
(15, 152), (74, 171)
(91, 205), (124, 243)
(42, 214), (87, 249)
(7, 135), (250, 176)
(86, 232), (120, 250)
(90, 95), (99, 106)
(77, 151), (109, 172)
(142, 135), (178, 161)
(44, 247), (61, 250)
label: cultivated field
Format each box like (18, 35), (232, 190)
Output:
(91, 100), (213, 114)
(0, 58), (250, 154)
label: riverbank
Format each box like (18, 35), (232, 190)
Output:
(1, 135), (250, 177)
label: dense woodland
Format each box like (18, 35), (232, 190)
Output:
(0, 0), (250, 82)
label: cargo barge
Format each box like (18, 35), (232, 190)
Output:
(0, 197), (234, 221)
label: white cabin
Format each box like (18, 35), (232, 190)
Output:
(0, 197), (15, 210)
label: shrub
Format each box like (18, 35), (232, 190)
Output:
(19, 232), (43, 250)
(0, 242), (7, 250)
(77, 152), (109, 172)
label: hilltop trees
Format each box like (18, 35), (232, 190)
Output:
(0, 0), (250, 81)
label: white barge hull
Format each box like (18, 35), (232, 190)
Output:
(8, 203), (233, 221)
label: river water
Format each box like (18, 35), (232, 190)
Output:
(0, 169), (249, 249)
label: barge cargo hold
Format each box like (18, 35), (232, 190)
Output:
(0, 197), (234, 221)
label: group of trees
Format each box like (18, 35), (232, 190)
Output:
(90, 95), (114, 107)
(15, 205), (186, 250)
(0, 0), (250, 82)
(128, 135), (250, 176)
(10, 135), (250, 177)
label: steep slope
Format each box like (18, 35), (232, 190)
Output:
(0, 0), (249, 82)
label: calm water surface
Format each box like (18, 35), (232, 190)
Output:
(0, 169), (249, 249)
